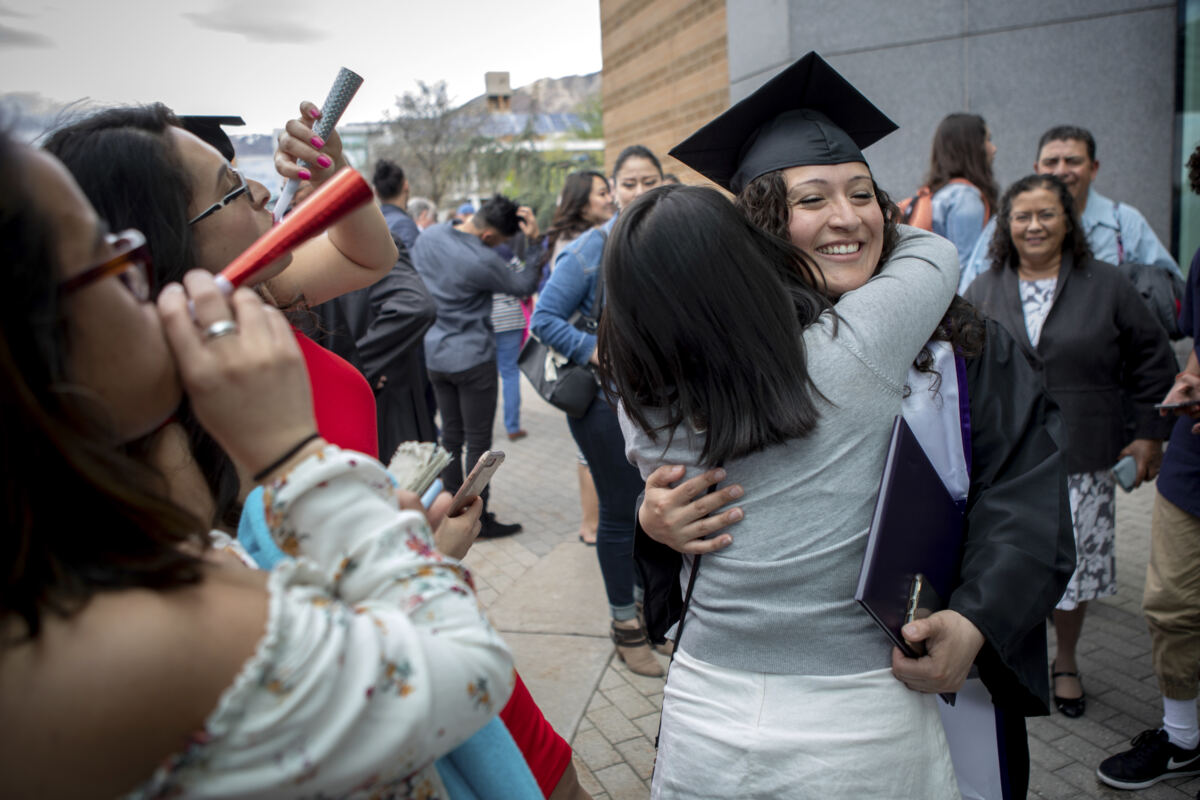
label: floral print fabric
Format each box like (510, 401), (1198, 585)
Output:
(1056, 469), (1117, 611)
(1018, 276), (1057, 348)
(127, 447), (514, 799)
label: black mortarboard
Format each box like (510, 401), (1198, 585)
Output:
(178, 115), (246, 162)
(669, 52), (897, 193)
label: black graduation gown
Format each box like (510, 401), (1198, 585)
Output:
(953, 319), (1076, 716)
(308, 244), (438, 459)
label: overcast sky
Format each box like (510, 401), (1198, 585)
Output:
(0, 0), (603, 134)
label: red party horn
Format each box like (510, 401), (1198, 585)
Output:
(215, 167), (373, 293)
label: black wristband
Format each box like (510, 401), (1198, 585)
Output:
(252, 432), (322, 482)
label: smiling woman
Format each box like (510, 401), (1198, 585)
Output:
(782, 161), (884, 298)
(967, 172), (1177, 723)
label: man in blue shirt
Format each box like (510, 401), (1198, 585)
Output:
(959, 125), (1181, 293)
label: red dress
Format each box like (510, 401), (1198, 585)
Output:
(294, 329), (378, 458)
(295, 328), (572, 795)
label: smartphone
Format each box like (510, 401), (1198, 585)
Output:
(903, 573), (942, 658)
(447, 451), (505, 517)
(1155, 400), (1200, 411)
(1112, 454), (1137, 493)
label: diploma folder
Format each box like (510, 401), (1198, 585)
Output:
(854, 416), (965, 662)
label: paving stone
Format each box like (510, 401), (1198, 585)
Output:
(588, 693), (612, 713)
(599, 664), (629, 691)
(603, 684), (657, 719)
(572, 727), (622, 771)
(587, 704), (643, 745)
(592, 762), (649, 800)
(573, 753), (605, 797)
(615, 737), (658, 781)
(631, 712), (661, 741)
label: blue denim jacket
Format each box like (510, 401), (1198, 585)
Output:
(930, 181), (987, 270)
(529, 216), (615, 364)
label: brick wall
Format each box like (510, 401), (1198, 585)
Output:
(599, 0), (729, 184)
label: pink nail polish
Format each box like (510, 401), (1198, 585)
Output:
(310, 136), (324, 149)
(298, 169), (312, 180)
(308, 107), (322, 119)
(317, 155), (332, 168)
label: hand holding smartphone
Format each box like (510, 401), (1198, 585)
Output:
(447, 451), (505, 517)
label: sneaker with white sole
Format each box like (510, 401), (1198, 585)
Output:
(1097, 728), (1200, 789)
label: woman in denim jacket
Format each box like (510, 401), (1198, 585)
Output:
(530, 145), (664, 677)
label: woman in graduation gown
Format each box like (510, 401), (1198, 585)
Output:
(640, 53), (1075, 798)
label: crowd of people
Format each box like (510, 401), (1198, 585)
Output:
(1, 48), (1198, 800)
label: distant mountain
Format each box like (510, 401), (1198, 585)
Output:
(459, 71), (600, 115)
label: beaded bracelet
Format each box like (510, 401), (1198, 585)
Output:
(252, 432), (322, 482)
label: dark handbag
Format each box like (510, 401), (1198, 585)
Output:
(519, 272), (604, 418)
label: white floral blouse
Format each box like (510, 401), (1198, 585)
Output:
(127, 447), (514, 799)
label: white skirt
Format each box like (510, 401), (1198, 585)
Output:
(652, 648), (961, 800)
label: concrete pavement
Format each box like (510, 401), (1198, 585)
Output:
(474, 385), (1197, 799)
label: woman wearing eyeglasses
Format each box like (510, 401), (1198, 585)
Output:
(965, 174), (1176, 718)
(0, 131), (514, 798)
(45, 104), (595, 800)
(45, 101), (397, 526)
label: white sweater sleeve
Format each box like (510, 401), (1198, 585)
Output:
(130, 447), (514, 800)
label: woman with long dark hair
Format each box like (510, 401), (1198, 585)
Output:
(45, 102), (591, 800)
(922, 113), (999, 270)
(966, 173), (1177, 721)
(530, 146), (665, 676)
(540, 169), (614, 545)
(545, 169), (614, 264)
(0, 131), (511, 798)
(45, 101), (398, 527)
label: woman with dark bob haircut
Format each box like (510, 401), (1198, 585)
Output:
(0, 129), (511, 798)
(967, 173), (1176, 724)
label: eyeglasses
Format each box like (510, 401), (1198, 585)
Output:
(189, 170), (250, 225)
(1009, 210), (1062, 226)
(58, 229), (153, 302)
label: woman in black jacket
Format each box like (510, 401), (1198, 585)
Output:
(965, 173), (1177, 719)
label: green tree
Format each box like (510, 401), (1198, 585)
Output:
(380, 81), (481, 209)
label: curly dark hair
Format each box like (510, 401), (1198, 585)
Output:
(736, 167), (985, 377)
(986, 174), (1091, 273)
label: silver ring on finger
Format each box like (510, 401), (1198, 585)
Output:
(203, 319), (239, 342)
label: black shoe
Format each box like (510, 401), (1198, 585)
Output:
(1052, 661), (1085, 718)
(479, 513), (522, 539)
(1098, 728), (1200, 789)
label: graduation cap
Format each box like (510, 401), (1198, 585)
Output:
(669, 52), (897, 193)
(178, 115), (246, 162)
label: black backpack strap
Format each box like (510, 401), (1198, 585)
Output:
(652, 471), (720, 753)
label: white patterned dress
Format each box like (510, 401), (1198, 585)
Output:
(1020, 277), (1117, 611)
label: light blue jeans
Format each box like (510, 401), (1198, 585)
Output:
(495, 329), (523, 435)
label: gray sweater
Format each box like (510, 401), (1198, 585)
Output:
(412, 223), (541, 373)
(619, 227), (958, 675)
